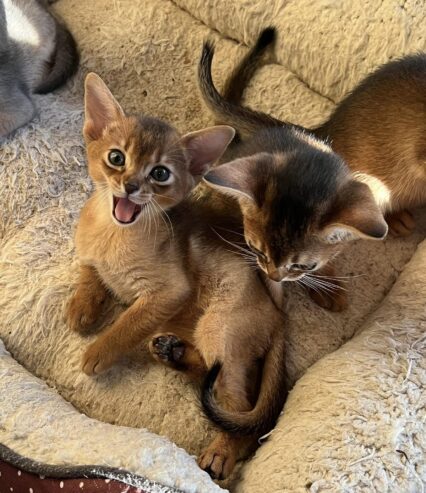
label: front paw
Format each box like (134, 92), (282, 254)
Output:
(82, 338), (118, 376)
(308, 283), (348, 312)
(66, 288), (106, 334)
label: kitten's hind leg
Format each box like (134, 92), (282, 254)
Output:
(198, 362), (258, 479)
(149, 333), (207, 379)
(66, 265), (109, 334)
(306, 264), (348, 312)
(386, 209), (415, 237)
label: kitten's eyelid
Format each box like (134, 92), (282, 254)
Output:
(105, 149), (126, 170)
(148, 164), (174, 186)
(291, 262), (317, 271)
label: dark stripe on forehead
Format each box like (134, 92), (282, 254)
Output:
(132, 115), (176, 155)
(266, 148), (346, 262)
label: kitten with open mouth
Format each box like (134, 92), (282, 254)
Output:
(66, 73), (288, 480)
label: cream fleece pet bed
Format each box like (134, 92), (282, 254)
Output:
(0, 0), (425, 491)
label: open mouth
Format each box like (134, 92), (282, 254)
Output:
(112, 196), (144, 225)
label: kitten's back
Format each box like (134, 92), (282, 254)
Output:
(315, 54), (426, 208)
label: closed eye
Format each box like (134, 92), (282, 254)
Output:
(291, 262), (318, 272)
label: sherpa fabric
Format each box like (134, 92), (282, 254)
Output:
(0, 340), (221, 493)
(0, 0), (425, 491)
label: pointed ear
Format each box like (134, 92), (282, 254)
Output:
(203, 153), (270, 202)
(83, 73), (125, 141)
(321, 180), (388, 244)
(180, 125), (235, 178)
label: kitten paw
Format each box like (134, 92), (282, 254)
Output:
(149, 333), (185, 367)
(81, 339), (118, 376)
(308, 284), (348, 312)
(198, 440), (236, 480)
(386, 210), (415, 237)
(66, 288), (106, 334)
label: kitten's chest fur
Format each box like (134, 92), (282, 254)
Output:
(76, 196), (179, 304)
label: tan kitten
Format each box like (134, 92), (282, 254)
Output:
(67, 73), (288, 479)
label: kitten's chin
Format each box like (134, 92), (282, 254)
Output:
(112, 196), (144, 226)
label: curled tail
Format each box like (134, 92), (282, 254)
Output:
(35, 17), (79, 94)
(201, 327), (288, 436)
(222, 27), (276, 106)
(198, 30), (282, 137)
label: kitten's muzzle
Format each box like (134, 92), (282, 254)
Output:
(124, 181), (140, 195)
(266, 265), (303, 282)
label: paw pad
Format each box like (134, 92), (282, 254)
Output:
(152, 335), (185, 363)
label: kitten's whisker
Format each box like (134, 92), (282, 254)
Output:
(307, 275), (347, 289)
(151, 193), (176, 203)
(301, 276), (334, 295)
(211, 225), (245, 238)
(211, 228), (256, 259)
(152, 197), (174, 240)
(148, 202), (159, 248)
(150, 199), (172, 244)
(305, 275), (347, 293)
(299, 276), (322, 296)
(225, 249), (258, 267)
(310, 273), (364, 281)
(304, 278), (338, 294)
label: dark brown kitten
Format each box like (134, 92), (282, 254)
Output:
(198, 36), (387, 312)
(224, 28), (426, 237)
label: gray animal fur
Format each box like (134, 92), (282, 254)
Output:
(0, 0), (78, 139)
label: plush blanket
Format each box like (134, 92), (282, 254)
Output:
(0, 0), (425, 491)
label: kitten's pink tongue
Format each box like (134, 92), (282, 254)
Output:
(114, 197), (137, 223)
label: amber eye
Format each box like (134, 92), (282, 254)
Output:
(248, 242), (267, 262)
(108, 150), (125, 167)
(150, 166), (171, 183)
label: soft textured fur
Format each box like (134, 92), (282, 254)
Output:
(67, 73), (288, 479)
(1, 1), (425, 491)
(198, 37), (388, 312)
(0, 0), (78, 138)
(315, 54), (426, 236)
(227, 28), (426, 238)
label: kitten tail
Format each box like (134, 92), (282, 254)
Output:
(222, 27), (276, 106)
(201, 326), (288, 436)
(198, 30), (282, 139)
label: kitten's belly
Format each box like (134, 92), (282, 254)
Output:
(95, 262), (148, 305)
